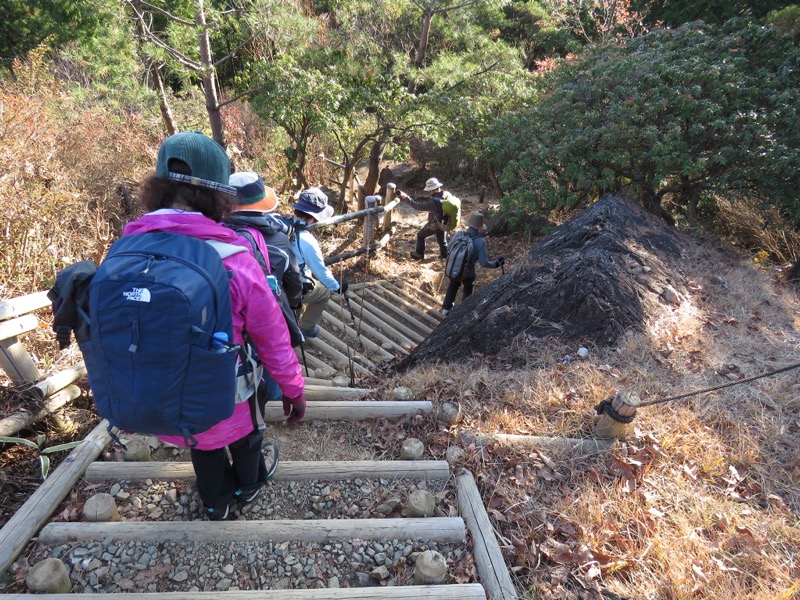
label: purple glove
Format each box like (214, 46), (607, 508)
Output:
(282, 393), (306, 425)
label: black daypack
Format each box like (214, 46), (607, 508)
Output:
(445, 230), (478, 280)
(48, 259), (97, 350)
(225, 218), (305, 347)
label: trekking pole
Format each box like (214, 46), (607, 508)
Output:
(341, 289), (359, 387)
(293, 308), (310, 378)
(298, 341), (309, 378)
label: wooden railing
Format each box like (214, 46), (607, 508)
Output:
(310, 183), (401, 266)
(0, 293), (86, 438)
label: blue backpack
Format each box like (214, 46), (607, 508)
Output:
(79, 232), (246, 445)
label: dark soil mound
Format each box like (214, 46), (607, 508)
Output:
(400, 194), (691, 368)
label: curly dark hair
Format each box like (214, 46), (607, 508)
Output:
(138, 159), (237, 222)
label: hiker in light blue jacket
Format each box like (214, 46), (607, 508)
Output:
(441, 211), (504, 315)
(289, 188), (346, 338)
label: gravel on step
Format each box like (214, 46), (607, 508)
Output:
(22, 477), (474, 592)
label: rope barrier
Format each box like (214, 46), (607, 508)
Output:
(638, 361), (800, 408)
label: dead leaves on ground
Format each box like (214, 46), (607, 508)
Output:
(457, 427), (784, 598)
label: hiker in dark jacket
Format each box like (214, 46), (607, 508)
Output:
(399, 176), (448, 260)
(290, 188), (344, 339)
(227, 172), (306, 409)
(441, 211), (504, 315)
(227, 172), (304, 343)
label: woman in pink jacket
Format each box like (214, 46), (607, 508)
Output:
(124, 132), (305, 520)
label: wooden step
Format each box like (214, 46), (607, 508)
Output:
(38, 517), (466, 545)
(263, 401), (431, 421)
(84, 460), (451, 483)
(0, 584), (488, 599)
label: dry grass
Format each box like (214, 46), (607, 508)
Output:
(0, 51), (159, 298)
(714, 194), (800, 266)
(371, 236), (800, 599)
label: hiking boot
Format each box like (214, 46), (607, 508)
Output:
(410, 251), (424, 260)
(205, 504), (229, 521)
(301, 325), (320, 338)
(264, 440), (279, 480)
(234, 487), (261, 504)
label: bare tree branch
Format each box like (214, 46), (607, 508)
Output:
(127, 1), (203, 71)
(217, 86), (263, 107)
(130, 0), (195, 26)
(213, 29), (266, 68)
(432, 0), (479, 15)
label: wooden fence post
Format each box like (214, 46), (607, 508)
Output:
(382, 183), (396, 233)
(363, 195), (377, 250)
(594, 390), (640, 439)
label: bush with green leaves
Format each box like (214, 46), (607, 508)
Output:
(767, 4), (800, 40)
(489, 19), (800, 224)
(632, 0), (797, 26)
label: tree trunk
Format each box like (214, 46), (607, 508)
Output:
(408, 4), (434, 93)
(487, 159), (503, 199)
(295, 146), (308, 190)
(685, 187), (700, 227)
(363, 138), (386, 198)
(415, 7), (433, 69)
(149, 62), (177, 136)
(196, 0), (225, 146)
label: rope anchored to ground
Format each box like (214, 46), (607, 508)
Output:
(593, 362), (800, 434)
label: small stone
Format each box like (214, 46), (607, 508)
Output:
(375, 498), (402, 515)
(215, 578), (231, 591)
(26, 558), (72, 593)
(400, 438), (424, 460)
(83, 493), (119, 522)
(577, 347), (589, 359)
(445, 446), (465, 466)
(172, 570), (189, 582)
(391, 387), (414, 401)
(663, 285), (682, 305)
(437, 401), (462, 426)
(332, 375), (351, 387)
(407, 489), (436, 518)
(354, 571), (373, 587)
(122, 438), (151, 462)
(414, 550), (447, 585)
(327, 576), (340, 588)
(371, 565), (391, 581)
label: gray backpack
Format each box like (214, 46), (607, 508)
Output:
(445, 230), (477, 280)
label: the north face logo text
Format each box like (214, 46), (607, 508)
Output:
(122, 288), (151, 302)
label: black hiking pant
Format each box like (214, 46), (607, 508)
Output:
(442, 276), (476, 311)
(415, 224), (447, 259)
(190, 429), (267, 514)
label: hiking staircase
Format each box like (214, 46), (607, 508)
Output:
(0, 281), (518, 599)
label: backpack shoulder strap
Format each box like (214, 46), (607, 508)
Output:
(205, 239), (248, 260)
(229, 229), (271, 276)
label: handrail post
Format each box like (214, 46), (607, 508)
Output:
(364, 195), (377, 250)
(382, 183), (396, 234)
